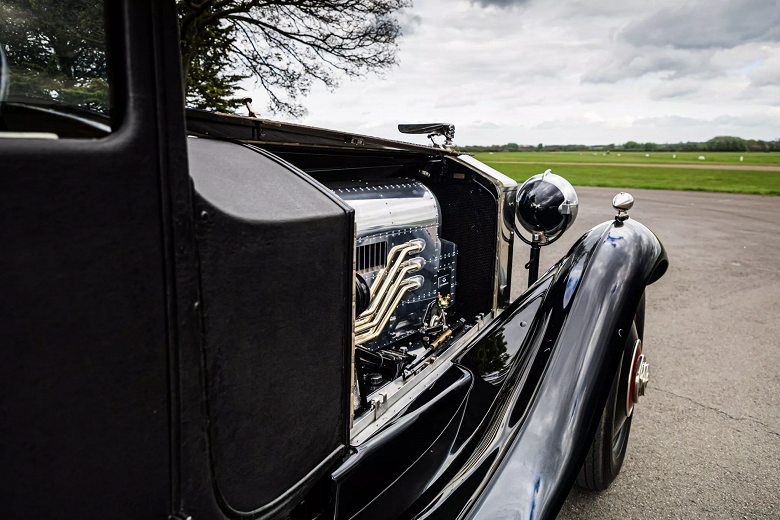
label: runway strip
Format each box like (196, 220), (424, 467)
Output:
(485, 160), (780, 171)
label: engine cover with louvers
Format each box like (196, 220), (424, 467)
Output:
(327, 179), (457, 350)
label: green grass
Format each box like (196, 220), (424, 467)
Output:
(472, 151), (780, 166)
(489, 163), (780, 196)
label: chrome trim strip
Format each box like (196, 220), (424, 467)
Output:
(0, 131), (59, 140)
(456, 155), (516, 186)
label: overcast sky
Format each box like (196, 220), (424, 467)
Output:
(245, 0), (780, 146)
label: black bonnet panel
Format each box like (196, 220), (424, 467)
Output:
(187, 138), (352, 513)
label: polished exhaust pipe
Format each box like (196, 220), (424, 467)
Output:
(354, 238), (425, 346)
(355, 276), (423, 346)
(360, 239), (424, 318)
(356, 258), (424, 333)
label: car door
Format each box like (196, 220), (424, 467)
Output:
(1, 2), (356, 519)
(0, 1), (188, 517)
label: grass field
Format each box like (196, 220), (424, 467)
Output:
(487, 162), (780, 196)
(472, 151), (780, 166)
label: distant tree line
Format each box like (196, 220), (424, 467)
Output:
(458, 143), (593, 153)
(622, 136), (778, 152)
(457, 136), (780, 153)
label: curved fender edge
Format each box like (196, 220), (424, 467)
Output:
(465, 218), (668, 520)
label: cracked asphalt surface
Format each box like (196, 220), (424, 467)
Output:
(510, 186), (780, 519)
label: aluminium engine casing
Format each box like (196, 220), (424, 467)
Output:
(326, 179), (456, 350)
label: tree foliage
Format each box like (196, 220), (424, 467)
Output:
(703, 136), (748, 152)
(178, 0), (410, 116)
(1, 0), (409, 116)
(0, 0), (109, 112)
(181, 21), (248, 112)
(618, 137), (776, 152)
(623, 141), (659, 150)
(457, 143), (592, 153)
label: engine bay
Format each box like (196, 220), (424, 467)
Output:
(238, 141), (516, 434)
(182, 111), (516, 436)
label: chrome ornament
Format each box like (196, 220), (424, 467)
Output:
(612, 192), (634, 221)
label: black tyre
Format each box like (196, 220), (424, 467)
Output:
(576, 294), (645, 491)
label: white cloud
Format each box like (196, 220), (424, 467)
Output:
(748, 53), (780, 87)
(619, 0), (780, 49)
(470, 0), (531, 7)
(243, 0), (780, 145)
(647, 80), (703, 101)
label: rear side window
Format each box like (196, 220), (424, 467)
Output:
(0, 0), (111, 138)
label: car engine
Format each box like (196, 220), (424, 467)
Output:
(327, 179), (459, 408)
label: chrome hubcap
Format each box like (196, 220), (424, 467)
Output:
(625, 339), (650, 417)
(634, 354), (649, 402)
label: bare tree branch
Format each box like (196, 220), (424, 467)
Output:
(179, 0), (411, 115)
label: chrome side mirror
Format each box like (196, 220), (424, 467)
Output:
(515, 169), (579, 241)
(514, 169), (579, 286)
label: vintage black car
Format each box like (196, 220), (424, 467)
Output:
(0, 2), (667, 520)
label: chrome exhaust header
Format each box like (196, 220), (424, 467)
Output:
(326, 179), (456, 351)
(355, 275), (423, 346)
(355, 239), (425, 346)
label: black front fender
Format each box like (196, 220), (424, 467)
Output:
(465, 217), (667, 520)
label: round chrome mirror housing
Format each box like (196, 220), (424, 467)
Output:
(515, 169), (578, 241)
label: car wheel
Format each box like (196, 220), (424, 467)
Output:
(576, 293), (645, 491)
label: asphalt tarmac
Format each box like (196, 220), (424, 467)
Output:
(509, 186), (780, 519)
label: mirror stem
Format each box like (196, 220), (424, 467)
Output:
(526, 236), (542, 286)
